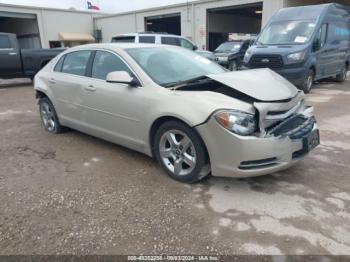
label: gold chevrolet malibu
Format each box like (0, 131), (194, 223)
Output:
(34, 44), (320, 183)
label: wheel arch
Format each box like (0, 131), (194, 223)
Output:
(309, 65), (316, 75)
(148, 115), (209, 161)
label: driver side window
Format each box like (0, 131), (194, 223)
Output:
(180, 39), (194, 50)
(92, 51), (132, 80)
(315, 24), (328, 51)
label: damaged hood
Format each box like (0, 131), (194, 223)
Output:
(207, 68), (298, 101)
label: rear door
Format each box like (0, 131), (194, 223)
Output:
(82, 50), (146, 149)
(50, 50), (93, 127)
(0, 35), (22, 77)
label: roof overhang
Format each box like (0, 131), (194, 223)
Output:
(59, 32), (95, 42)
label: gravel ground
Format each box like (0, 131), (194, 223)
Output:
(0, 77), (350, 256)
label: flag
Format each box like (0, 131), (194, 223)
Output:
(87, 1), (100, 10)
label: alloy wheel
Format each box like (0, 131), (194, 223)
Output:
(40, 102), (56, 132)
(159, 130), (197, 176)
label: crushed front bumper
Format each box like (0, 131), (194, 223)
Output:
(195, 107), (319, 178)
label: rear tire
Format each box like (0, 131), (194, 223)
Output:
(300, 69), (314, 94)
(335, 64), (348, 82)
(39, 97), (65, 134)
(154, 121), (210, 183)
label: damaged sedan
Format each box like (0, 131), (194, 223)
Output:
(34, 44), (320, 183)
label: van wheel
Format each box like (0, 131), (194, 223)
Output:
(229, 60), (238, 71)
(39, 97), (65, 134)
(335, 65), (348, 82)
(154, 121), (210, 183)
(301, 69), (314, 94)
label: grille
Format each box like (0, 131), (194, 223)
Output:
(249, 54), (283, 69)
(268, 114), (316, 139)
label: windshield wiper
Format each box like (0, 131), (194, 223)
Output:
(163, 75), (209, 88)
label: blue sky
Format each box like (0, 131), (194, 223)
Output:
(0, 0), (193, 13)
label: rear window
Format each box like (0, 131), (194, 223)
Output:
(161, 37), (181, 46)
(54, 56), (65, 72)
(112, 36), (135, 43)
(61, 51), (91, 76)
(139, 36), (155, 44)
(0, 35), (11, 49)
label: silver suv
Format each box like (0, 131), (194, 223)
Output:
(111, 32), (214, 60)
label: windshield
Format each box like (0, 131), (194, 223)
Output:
(127, 47), (226, 86)
(257, 20), (316, 45)
(215, 42), (242, 52)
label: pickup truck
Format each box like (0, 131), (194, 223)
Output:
(0, 32), (64, 80)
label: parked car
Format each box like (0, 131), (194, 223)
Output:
(111, 32), (214, 60)
(244, 3), (350, 93)
(0, 32), (64, 80)
(214, 39), (253, 70)
(34, 44), (319, 183)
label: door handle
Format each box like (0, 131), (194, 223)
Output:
(48, 78), (56, 84)
(8, 52), (17, 55)
(84, 85), (96, 92)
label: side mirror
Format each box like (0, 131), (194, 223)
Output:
(313, 39), (320, 52)
(106, 71), (139, 87)
(193, 45), (198, 51)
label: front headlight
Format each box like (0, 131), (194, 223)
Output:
(214, 110), (257, 136)
(286, 51), (306, 63)
(243, 50), (252, 63)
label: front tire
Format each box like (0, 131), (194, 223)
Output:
(335, 64), (348, 82)
(154, 121), (210, 183)
(39, 97), (65, 134)
(228, 60), (238, 71)
(300, 69), (314, 94)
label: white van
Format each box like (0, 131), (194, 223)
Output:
(111, 32), (214, 60)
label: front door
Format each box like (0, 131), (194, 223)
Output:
(314, 23), (335, 78)
(82, 50), (147, 150)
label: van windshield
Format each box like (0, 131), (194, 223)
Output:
(257, 20), (316, 45)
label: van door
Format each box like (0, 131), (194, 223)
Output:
(328, 22), (350, 74)
(313, 24), (331, 78)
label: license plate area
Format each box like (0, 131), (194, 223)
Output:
(303, 129), (320, 153)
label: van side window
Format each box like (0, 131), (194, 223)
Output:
(139, 36), (155, 44)
(329, 22), (350, 46)
(161, 37), (181, 46)
(112, 36), (135, 43)
(315, 24), (328, 50)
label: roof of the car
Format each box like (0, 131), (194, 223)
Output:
(68, 43), (174, 52)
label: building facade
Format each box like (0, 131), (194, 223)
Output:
(0, 0), (349, 50)
(0, 3), (99, 48)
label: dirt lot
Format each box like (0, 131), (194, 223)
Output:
(0, 77), (350, 256)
